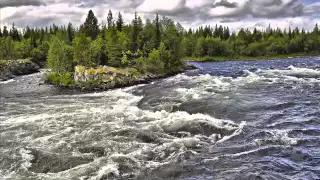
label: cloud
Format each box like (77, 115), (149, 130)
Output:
(209, 0), (304, 19)
(0, 0), (319, 31)
(304, 2), (320, 16)
(0, 0), (44, 7)
(213, 0), (238, 8)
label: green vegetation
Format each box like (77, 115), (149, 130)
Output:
(0, 10), (319, 86)
(183, 24), (320, 61)
(45, 72), (75, 86)
(185, 53), (320, 62)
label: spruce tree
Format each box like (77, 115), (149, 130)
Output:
(40, 28), (45, 44)
(154, 13), (161, 49)
(223, 27), (230, 40)
(0, 28), (2, 37)
(67, 22), (75, 43)
(131, 12), (139, 52)
(11, 23), (20, 41)
(107, 10), (113, 29)
(3, 26), (9, 37)
(116, 12), (124, 32)
(314, 24), (319, 34)
(81, 10), (99, 40)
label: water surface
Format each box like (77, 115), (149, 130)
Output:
(1, 57), (320, 179)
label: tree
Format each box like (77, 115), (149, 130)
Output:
(313, 24), (319, 35)
(73, 34), (92, 66)
(139, 19), (154, 55)
(3, 26), (9, 38)
(116, 12), (124, 32)
(4, 37), (15, 59)
(11, 23), (20, 41)
(223, 27), (230, 40)
(48, 36), (73, 74)
(107, 10), (114, 29)
(87, 36), (104, 66)
(131, 12), (139, 52)
(154, 14), (161, 49)
(15, 39), (33, 58)
(81, 10), (99, 40)
(67, 23), (75, 43)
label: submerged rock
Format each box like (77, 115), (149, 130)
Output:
(27, 148), (93, 173)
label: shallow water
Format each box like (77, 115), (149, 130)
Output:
(1, 57), (320, 180)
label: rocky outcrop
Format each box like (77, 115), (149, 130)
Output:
(73, 65), (182, 91)
(0, 60), (40, 81)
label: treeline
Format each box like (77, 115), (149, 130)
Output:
(0, 10), (184, 75)
(0, 10), (320, 74)
(183, 24), (320, 58)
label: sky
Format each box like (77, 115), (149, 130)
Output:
(0, 0), (319, 31)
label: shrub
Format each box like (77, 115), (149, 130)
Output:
(46, 72), (75, 86)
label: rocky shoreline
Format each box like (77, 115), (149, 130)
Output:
(0, 60), (41, 81)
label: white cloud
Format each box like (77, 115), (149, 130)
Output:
(137, 0), (183, 12)
(0, 0), (319, 31)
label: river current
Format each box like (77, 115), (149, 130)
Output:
(1, 57), (320, 180)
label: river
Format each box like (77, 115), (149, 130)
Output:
(1, 57), (320, 180)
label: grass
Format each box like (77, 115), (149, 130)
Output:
(45, 72), (75, 86)
(184, 53), (320, 62)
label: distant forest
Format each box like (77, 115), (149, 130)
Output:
(0, 10), (319, 73)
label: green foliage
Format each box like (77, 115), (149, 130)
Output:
(15, 39), (33, 58)
(80, 10), (99, 40)
(46, 72), (75, 86)
(47, 36), (73, 74)
(2, 10), (320, 83)
(147, 48), (165, 73)
(116, 12), (124, 32)
(107, 10), (114, 29)
(73, 34), (92, 66)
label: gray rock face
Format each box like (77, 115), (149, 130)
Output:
(0, 60), (40, 81)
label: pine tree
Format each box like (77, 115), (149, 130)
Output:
(107, 10), (113, 29)
(81, 10), (99, 40)
(0, 28), (2, 37)
(154, 13), (161, 49)
(116, 12), (124, 32)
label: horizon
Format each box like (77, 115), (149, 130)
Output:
(0, 9), (319, 34)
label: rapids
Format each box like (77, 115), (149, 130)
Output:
(1, 57), (320, 180)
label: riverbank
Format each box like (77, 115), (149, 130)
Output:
(0, 59), (41, 81)
(184, 53), (320, 62)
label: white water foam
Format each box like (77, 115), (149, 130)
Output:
(0, 76), (244, 179)
(0, 79), (15, 84)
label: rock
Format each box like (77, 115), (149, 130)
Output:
(71, 65), (184, 91)
(0, 60), (40, 81)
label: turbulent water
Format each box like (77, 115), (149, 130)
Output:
(1, 57), (320, 180)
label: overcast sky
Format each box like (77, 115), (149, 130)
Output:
(0, 0), (319, 31)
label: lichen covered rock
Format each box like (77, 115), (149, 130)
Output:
(74, 65), (141, 89)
